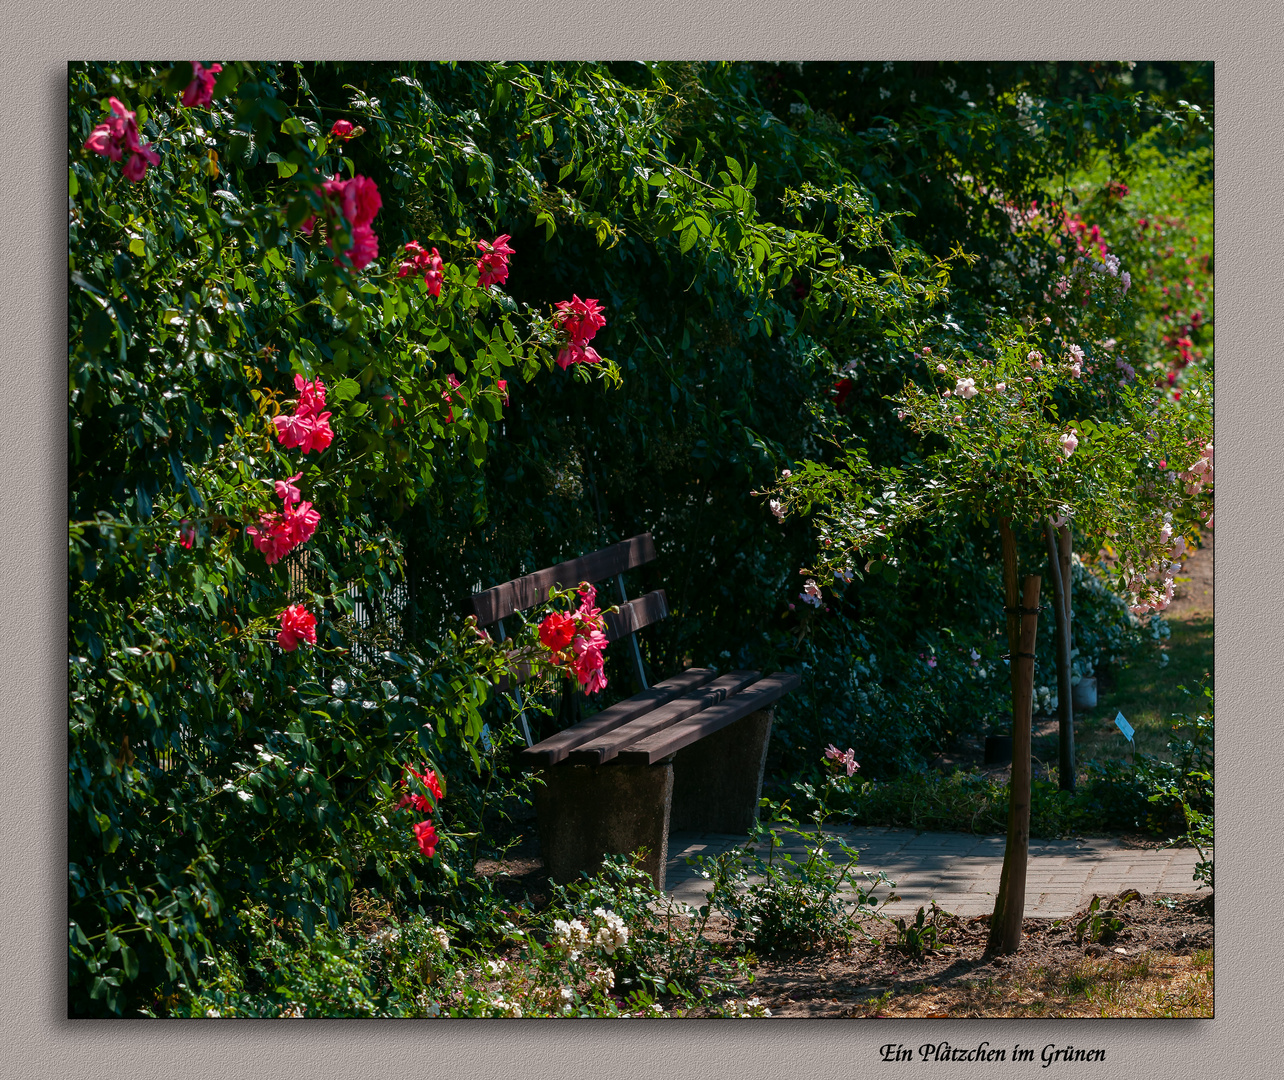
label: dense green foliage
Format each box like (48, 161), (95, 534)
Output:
(68, 60), (1212, 1015)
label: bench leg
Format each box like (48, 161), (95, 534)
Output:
(669, 706), (774, 835)
(533, 761), (673, 890)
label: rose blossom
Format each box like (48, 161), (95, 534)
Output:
(274, 472), (303, 505)
(180, 62), (222, 108)
(274, 409), (334, 454)
(539, 611), (577, 653)
(413, 820), (439, 858)
(278, 604), (317, 651)
(83, 97), (159, 181)
(553, 295), (607, 342)
(476, 234), (515, 287)
(398, 242), (444, 297)
(553, 296), (607, 367)
(305, 175), (382, 271)
(398, 764), (444, 813)
(824, 744), (859, 777)
(329, 119), (357, 140)
(555, 339), (603, 369)
(1059, 430), (1079, 458)
(954, 377), (977, 399)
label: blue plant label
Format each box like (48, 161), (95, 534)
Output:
(1115, 712), (1135, 743)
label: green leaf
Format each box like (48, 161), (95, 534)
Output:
(120, 945), (139, 980)
(679, 224), (698, 254)
(276, 159), (299, 179)
(82, 308), (114, 355)
(128, 238), (145, 257)
(332, 378), (361, 403)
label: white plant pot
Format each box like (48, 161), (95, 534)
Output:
(1072, 676), (1098, 710)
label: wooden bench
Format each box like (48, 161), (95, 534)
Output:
(471, 532), (799, 890)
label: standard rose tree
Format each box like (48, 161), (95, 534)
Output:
(770, 311), (1211, 953)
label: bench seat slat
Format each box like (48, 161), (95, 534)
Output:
(614, 672), (802, 765)
(472, 533), (657, 625)
(565, 671), (761, 765)
(519, 667), (717, 767)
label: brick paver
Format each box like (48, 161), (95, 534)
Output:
(665, 826), (1206, 918)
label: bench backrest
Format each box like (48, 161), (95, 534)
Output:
(470, 533), (668, 645)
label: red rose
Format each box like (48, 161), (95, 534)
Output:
(539, 612), (576, 653)
(414, 820), (439, 858)
(278, 604), (317, 652)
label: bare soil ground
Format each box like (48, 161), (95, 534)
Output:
(719, 891), (1212, 1018)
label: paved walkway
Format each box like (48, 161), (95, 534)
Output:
(665, 826), (1206, 918)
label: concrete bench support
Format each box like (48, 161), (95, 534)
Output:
(532, 760), (674, 889)
(669, 706), (774, 834)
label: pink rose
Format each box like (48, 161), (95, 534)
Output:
(246, 515), (293, 564)
(552, 295), (607, 343)
(278, 604), (318, 652)
(307, 175), (382, 270)
(120, 142), (160, 183)
(329, 119), (355, 140)
(1059, 430), (1079, 458)
(824, 744), (859, 777)
(85, 97), (158, 180)
(293, 374), (327, 414)
(294, 412), (334, 455)
(283, 498), (320, 546)
(274, 473), (303, 505)
(344, 225), (378, 272)
(555, 340), (602, 369)
(477, 234), (515, 287)
(398, 242), (444, 297)
(180, 62), (222, 108)
(272, 410), (314, 450)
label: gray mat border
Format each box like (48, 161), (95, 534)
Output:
(3, 7), (1275, 1078)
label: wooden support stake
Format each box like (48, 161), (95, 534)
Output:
(1046, 523), (1076, 792)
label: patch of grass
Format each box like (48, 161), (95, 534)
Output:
(836, 768), (1132, 838)
(1074, 614), (1213, 764)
